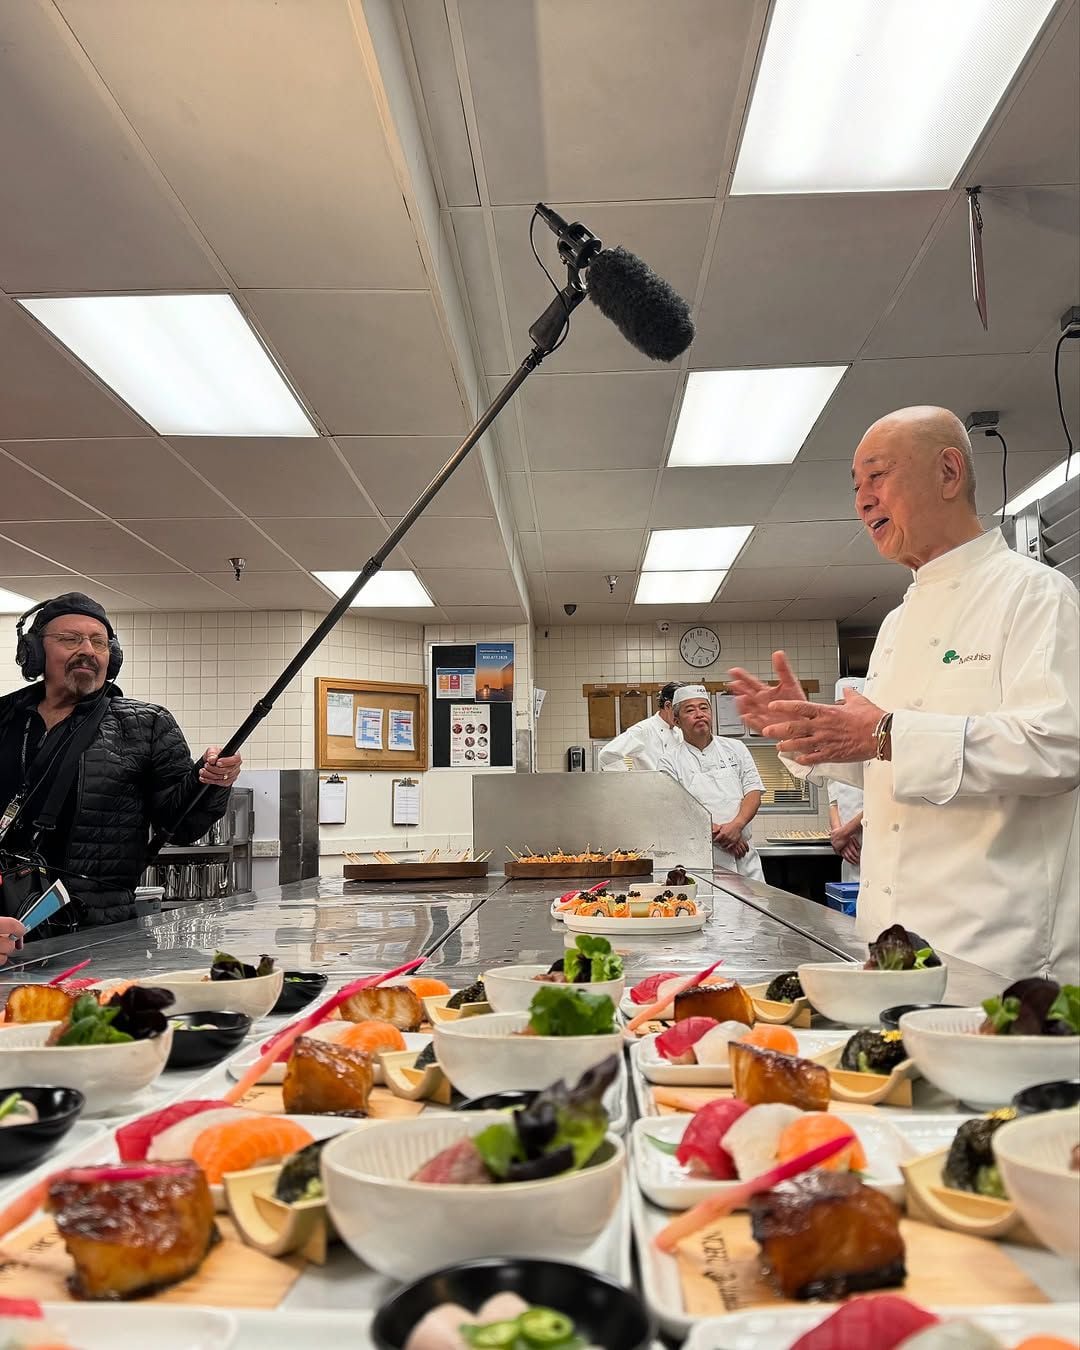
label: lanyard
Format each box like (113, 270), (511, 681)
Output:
(0, 712), (72, 845)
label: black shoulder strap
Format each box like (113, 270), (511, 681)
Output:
(31, 694), (110, 832)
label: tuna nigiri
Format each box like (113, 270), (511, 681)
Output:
(721, 1102), (802, 1180)
(116, 1099), (232, 1162)
(630, 972), (680, 1005)
(655, 1016), (718, 1064)
(789, 1295), (939, 1349)
(190, 1117), (315, 1184)
(675, 1099), (749, 1178)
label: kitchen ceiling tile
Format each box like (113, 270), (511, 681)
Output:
(700, 599), (791, 621)
(810, 565), (908, 603)
(244, 290), (467, 436)
(457, 0), (755, 203)
(519, 372), (678, 470)
(0, 574), (82, 604)
(974, 449), (1065, 516)
(175, 438), (365, 517)
(544, 602), (630, 624)
(777, 596), (872, 621)
(424, 569), (522, 605)
(539, 530), (645, 571)
(0, 537), (74, 577)
(449, 209), (508, 375)
(119, 518), (293, 573)
(0, 521), (179, 574)
(531, 470), (657, 531)
(11, 440), (235, 519)
(0, 455), (99, 521)
(715, 566), (825, 602)
(625, 602), (708, 621)
(735, 521), (863, 568)
(201, 570), (334, 610)
(544, 572), (638, 605)
(441, 605), (527, 623)
(337, 437), (491, 518)
(253, 518), (407, 572)
(519, 533), (543, 572)
(0, 302), (146, 441)
(651, 466), (791, 528)
(389, 515), (508, 569)
(90, 572), (246, 609)
(767, 459), (862, 523)
(403, 6), (480, 208)
(693, 193), (945, 367)
(505, 473), (537, 533)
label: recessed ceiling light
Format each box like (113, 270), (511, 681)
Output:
(642, 526), (753, 571)
(314, 570), (434, 607)
(17, 294), (316, 437)
(668, 366), (847, 467)
(634, 571), (726, 605)
(1000, 458), (1079, 516)
(0, 586), (35, 614)
(732, 0), (1057, 193)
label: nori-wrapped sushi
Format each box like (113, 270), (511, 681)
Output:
(765, 971), (804, 1004)
(413, 1041), (438, 1071)
(274, 1139), (329, 1203)
(942, 1110), (1016, 1198)
(839, 1028), (908, 1075)
(446, 979), (486, 1010)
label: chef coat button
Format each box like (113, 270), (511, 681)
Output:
(913, 698), (923, 707)
(951, 582), (960, 590)
(883, 886), (892, 895)
(892, 823), (900, 832)
(929, 638), (940, 647)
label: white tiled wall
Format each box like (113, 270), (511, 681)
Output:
(533, 620), (842, 832)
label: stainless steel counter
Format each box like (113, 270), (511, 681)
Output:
(8, 869), (1004, 1003)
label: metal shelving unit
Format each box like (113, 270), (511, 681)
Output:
(141, 789), (253, 904)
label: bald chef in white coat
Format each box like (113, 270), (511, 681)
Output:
(659, 684), (766, 881)
(729, 406), (1079, 983)
(597, 681), (681, 771)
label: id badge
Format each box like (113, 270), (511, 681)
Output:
(0, 794), (23, 843)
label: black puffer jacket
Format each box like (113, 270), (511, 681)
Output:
(0, 684), (230, 926)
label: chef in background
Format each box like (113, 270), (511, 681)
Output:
(729, 405), (1079, 982)
(827, 677), (865, 883)
(597, 680), (681, 771)
(659, 684), (765, 880)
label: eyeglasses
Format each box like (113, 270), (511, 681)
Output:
(44, 632), (110, 653)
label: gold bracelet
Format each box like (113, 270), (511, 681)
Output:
(874, 711), (893, 761)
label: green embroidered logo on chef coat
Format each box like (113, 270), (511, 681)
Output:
(943, 650), (960, 663)
(943, 649), (991, 665)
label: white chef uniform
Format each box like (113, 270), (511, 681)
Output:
(597, 712), (681, 772)
(828, 678), (866, 883)
(661, 735), (766, 881)
(785, 530), (1079, 982)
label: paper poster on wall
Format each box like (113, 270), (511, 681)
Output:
(475, 643), (514, 702)
(436, 667), (475, 699)
(388, 709), (415, 752)
(355, 706), (384, 750)
(326, 690), (354, 738)
(450, 703), (490, 767)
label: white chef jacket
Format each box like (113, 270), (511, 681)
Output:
(827, 779), (865, 883)
(597, 713), (681, 772)
(660, 736), (766, 881)
(784, 530), (1080, 982)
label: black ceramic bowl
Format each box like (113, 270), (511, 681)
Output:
(165, 1010), (252, 1070)
(880, 1002), (964, 1031)
(454, 1088), (537, 1113)
(272, 971), (328, 1015)
(371, 1258), (654, 1350)
(0, 1085), (85, 1173)
(1012, 1079), (1080, 1115)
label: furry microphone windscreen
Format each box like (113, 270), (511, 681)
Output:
(586, 246), (695, 363)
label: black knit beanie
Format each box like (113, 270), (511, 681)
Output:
(29, 591), (115, 639)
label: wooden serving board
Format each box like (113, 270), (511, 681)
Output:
(0, 1215), (304, 1308)
(504, 859), (653, 878)
(675, 1216), (1049, 1319)
(236, 1081), (425, 1120)
(344, 861), (489, 881)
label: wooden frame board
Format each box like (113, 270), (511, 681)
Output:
(315, 676), (428, 772)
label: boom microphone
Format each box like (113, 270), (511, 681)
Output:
(533, 203), (695, 363)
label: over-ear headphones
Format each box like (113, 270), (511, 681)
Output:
(15, 600), (124, 682)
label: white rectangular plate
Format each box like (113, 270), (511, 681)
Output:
(683, 1303), (1080, 1348)
(227, 1030), (431, 1085)
(564, 912), (706, 935)
(632, 1109), (906, 1210)
(1, 1305), (235, 1349)
(635, 1029), (845, 1088)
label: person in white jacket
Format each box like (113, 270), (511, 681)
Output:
(828, 678), (866, 883)
(597, 681), (681, 771)
(728, 405), (1079, 983)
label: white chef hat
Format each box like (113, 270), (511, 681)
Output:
(673, 683), (709, 707)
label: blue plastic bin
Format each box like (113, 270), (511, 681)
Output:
(824, 881), (859, 915)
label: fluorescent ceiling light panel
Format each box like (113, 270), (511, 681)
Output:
(17, 294), (316, 437)
(0, 586), (35, 614)
(314, 570), (434, 607)
(1000, 457), (1079, 516)
(668, 366), (847, 467)
(732, 0), (1057, 193)
(643, 526), (753, 572)
(634, 571), (726, 605)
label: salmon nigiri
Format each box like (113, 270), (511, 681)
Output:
(190, 1117), (315, 1184)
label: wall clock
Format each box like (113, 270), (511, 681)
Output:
(679, 626), (721, 669)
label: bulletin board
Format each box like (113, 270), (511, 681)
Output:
(315, 676), (428, 773)
(429, 643), (515, 769)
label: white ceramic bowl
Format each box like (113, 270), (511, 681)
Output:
(143, 966), (284, 1020)
(483, 965), (626, 1015)
(433, 1011), (624, 1098)
(993, 1108), (1080, 1264)
(0, 1020), (173, 1115)
(321, 1111), (624, 1279)
(797, 961), (948, 1027)
(899, 1007), (1080, 1109)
